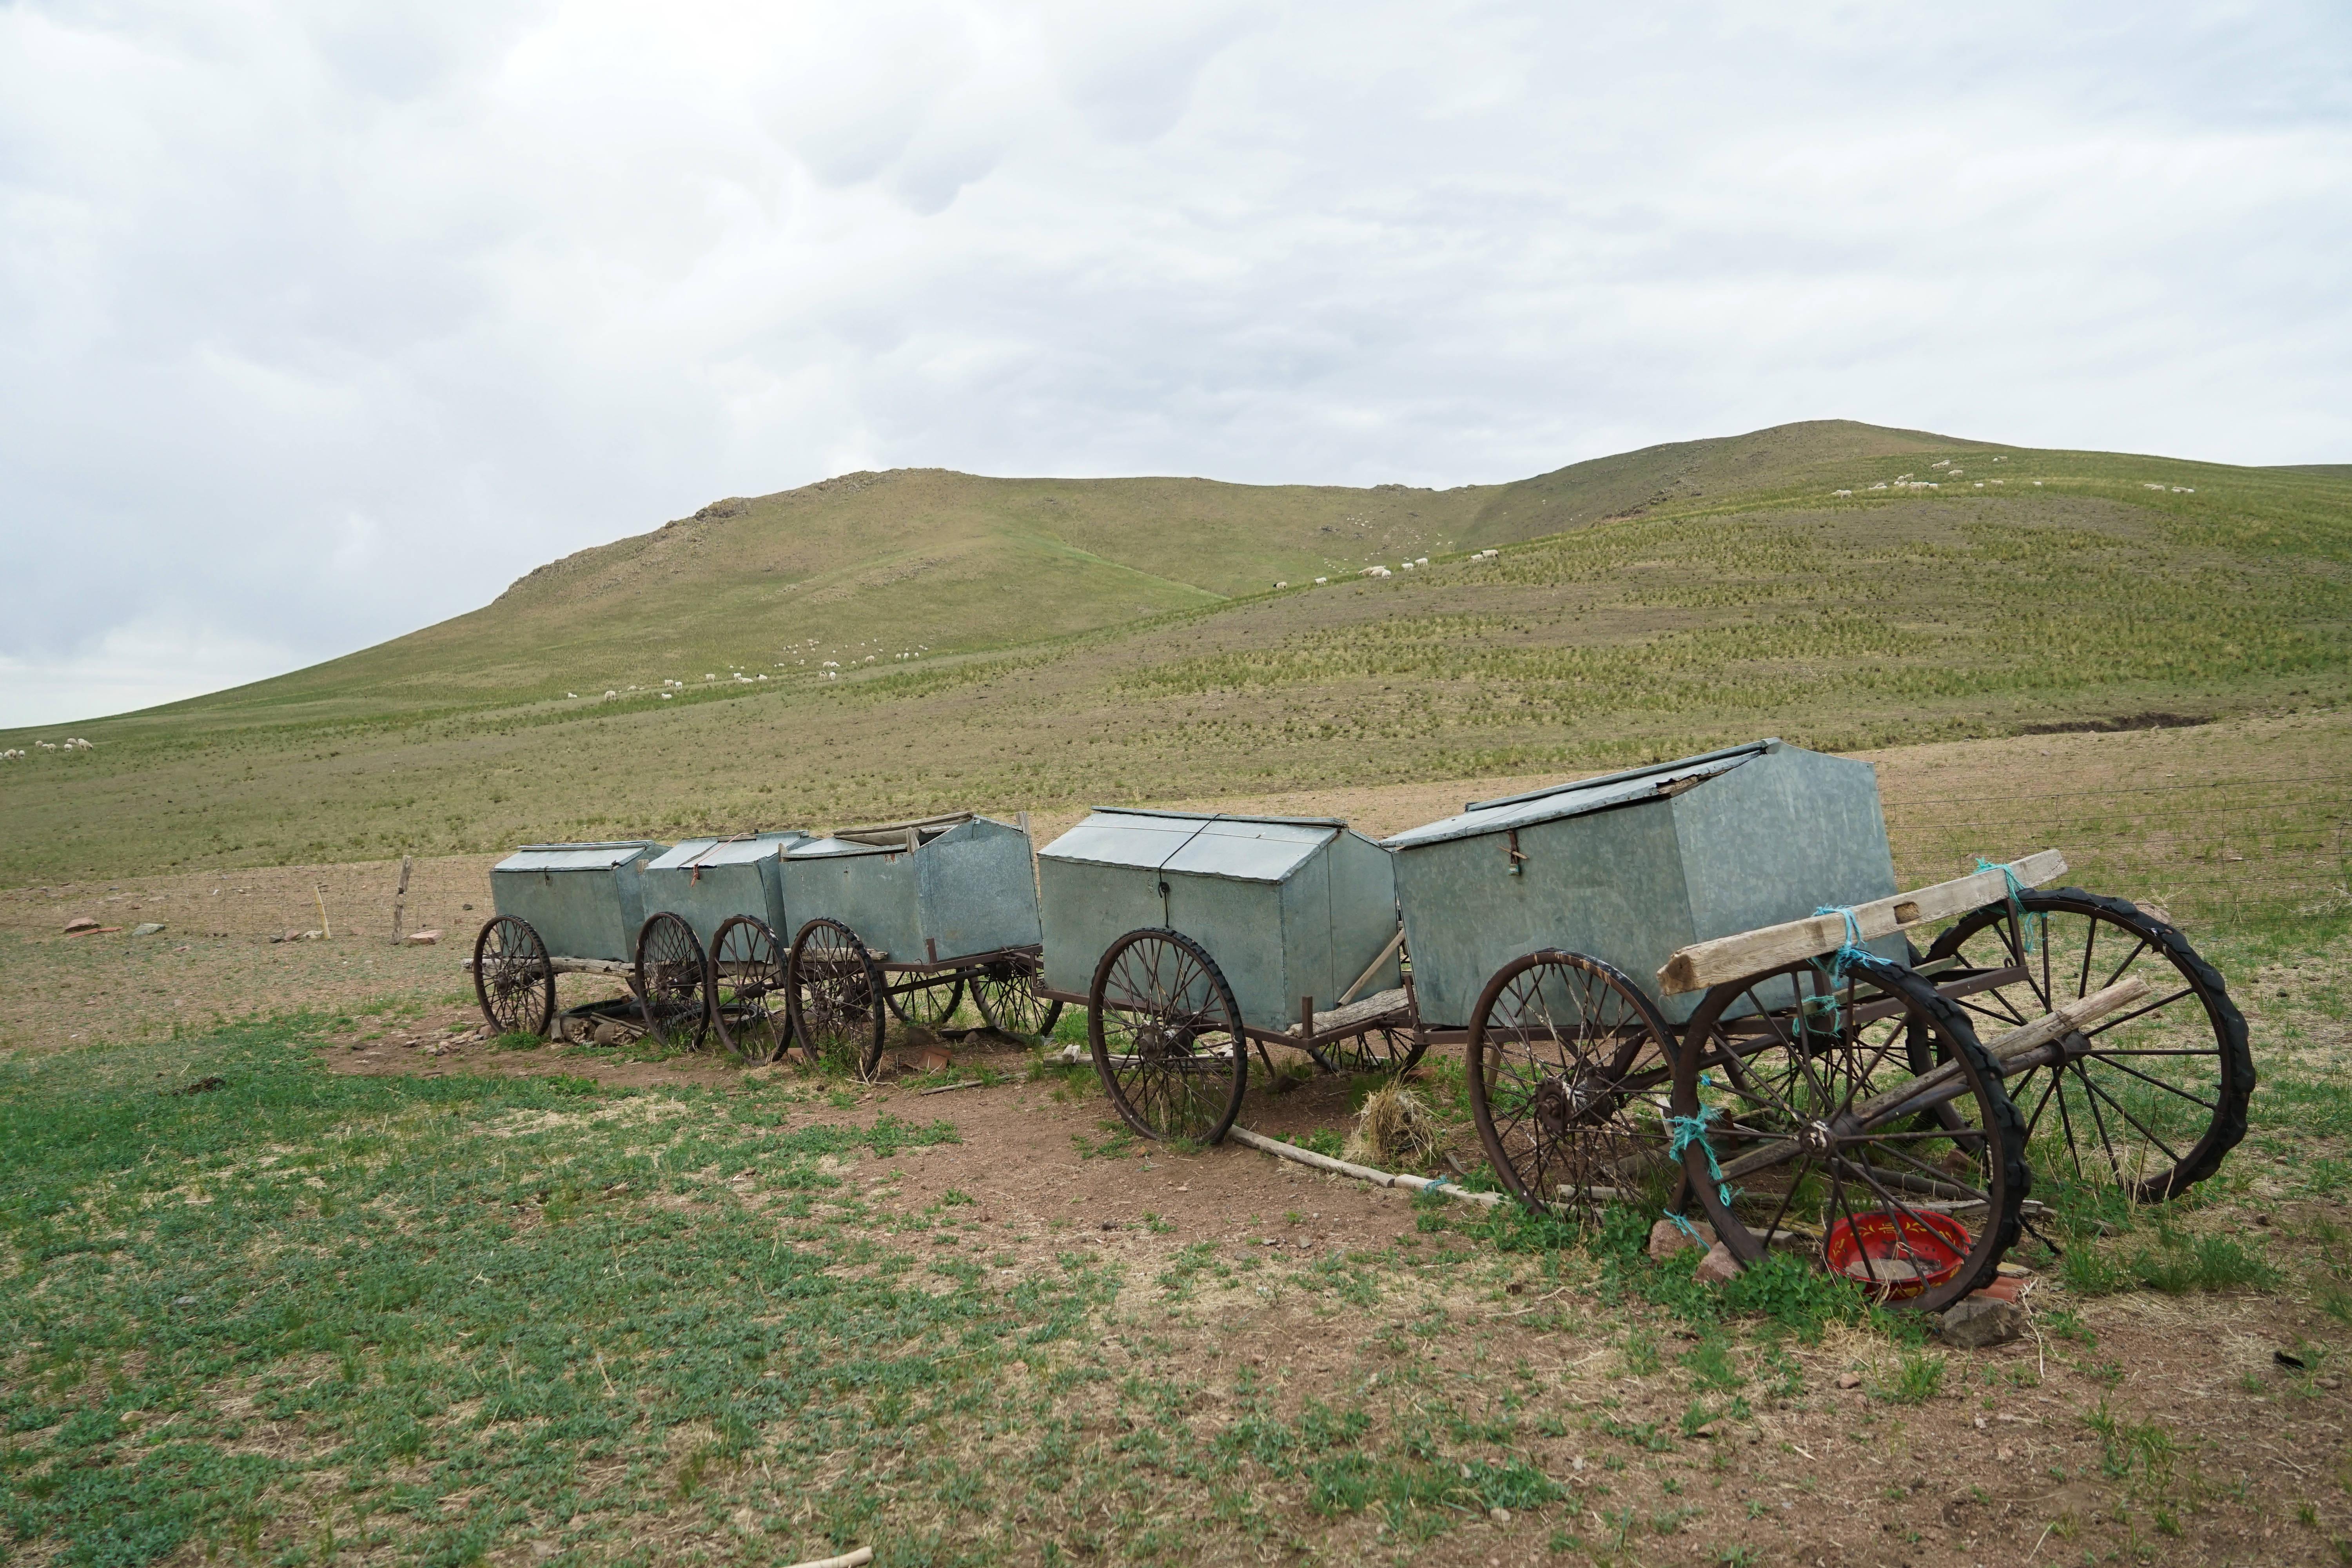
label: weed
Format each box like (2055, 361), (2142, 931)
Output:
(1875, 1350), (1947, 1405)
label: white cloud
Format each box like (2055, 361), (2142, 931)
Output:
(2, 0), (2348, 726)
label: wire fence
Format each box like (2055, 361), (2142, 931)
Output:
(1883, 775), (2351, 926)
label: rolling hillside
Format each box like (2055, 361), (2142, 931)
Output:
(2, 419), (2345, 885)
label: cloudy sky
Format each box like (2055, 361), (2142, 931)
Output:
(2, 2), (2347, 727)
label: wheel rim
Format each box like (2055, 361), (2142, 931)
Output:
(1672, 954), (2027, 1313)
(635, 913), (710, 1052)
(891, 974), (965, 1029)
(1466, 952), (1676, 1219)
(790, 919), (887, 1078)
(711, 917), (789, 1063)
(972, 956), (1062, 1038)
(1924, 889), (2251, 1204)
(474, 917), (553, 1037)
(1088, 930), (1247, 1145)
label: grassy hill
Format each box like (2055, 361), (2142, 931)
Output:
(2, 420), (2345, 885)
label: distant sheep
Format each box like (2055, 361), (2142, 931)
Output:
(1314, 576), (1328, 584)
(2143, 482), (2166, 490)
(1274, 581), (1288, 588)
(2172, 486), (2194, 494)
(1363, 565), (1392, 579)
(1833, 489), (1853, 497)
(603, 690), (618, 701)
(1415, 557), (1429, 566)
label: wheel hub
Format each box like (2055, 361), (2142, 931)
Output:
(1532, 1076), (1575, 1137)
(1799, 1119), (1837, 1156)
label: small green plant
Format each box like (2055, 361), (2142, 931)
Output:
(1620, 1330), (1661, 1377)
(1876, 1349), (1946, 1405)
(1678, 1334), (1745, 1393)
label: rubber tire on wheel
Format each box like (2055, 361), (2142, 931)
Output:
(474, 916), (555, 1039)
(971, 954), (1064, 1039)
(1921, 888), (2253, 1203)
(1670, 951), (2029, 1314)
(1465, 950), (1679, 1217)
(788, 917), (889, 1079)
(1087, 927), (1248, 1146)
(635, 912), (712, 1052)
(710, 915), (791, 1063)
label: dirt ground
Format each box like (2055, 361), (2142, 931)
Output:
(283, 1014), (2352, 1567)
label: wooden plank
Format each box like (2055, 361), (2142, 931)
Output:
(1336, 925), (1407, 1006)
(1286, 987), (1412, 1038)
(1655, 849), (2068, 995)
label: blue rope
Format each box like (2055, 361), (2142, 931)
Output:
(1801, 905), (1875, 1030)
(1666, 1110), (1735, 1209)
(1976, 858), (2039, 955)
(1662, 1209), (1706, 1243)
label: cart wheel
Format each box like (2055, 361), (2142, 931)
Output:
(634, 913), (711, 1052)
(970, 953), (1064, 1038)
(1921, 889), (2252, 1204)
(474, 916), (555, 1039)
(1316, 1024), (1429, 1077)
(789, 918), (888, 1078)
(1088, 928), (1248, 1146)
(1465, 951), (1677, 1219)
(711, 916), (791, 1063)
(890, 973), (965, 1030)
(1672, 951), (2028, 1314)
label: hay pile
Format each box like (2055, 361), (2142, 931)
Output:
(1343, 1082), (1442, 1169)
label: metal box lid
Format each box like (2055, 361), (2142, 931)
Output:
(494, 842), (664, 872)
(647, 832), (807, 870)
(1041, 809), (1347, 885)
(1383, 740), (1778, 850)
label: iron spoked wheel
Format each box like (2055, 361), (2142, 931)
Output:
(889, 973), (965, 1030)
(710, 916), (791, 1063)
(1671, 953), (2028, 1314)
(1466, 951), (1678, 1221)
(634, 912), (712, 1053)
(1087, 928), (1248, 1146)
(970, 953), (1064, 1039)
(1315, 1024), (1429, 1077)
(1922, 888), (2253, 1204)
(788, 918), (888, 1078)
(474, 916), (555, 1038)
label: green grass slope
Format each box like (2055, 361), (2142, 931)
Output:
(2, 424), (2345, 884)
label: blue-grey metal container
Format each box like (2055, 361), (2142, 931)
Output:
(780, 814), (1043, 963)
(641, 832), (809, 951)
(1385, 740), (1902, 1027)
(1037, 810), (1401, 1034)
(490, 842), (667, 964)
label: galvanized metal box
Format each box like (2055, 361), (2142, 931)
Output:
(641, 832), (809, 951)
(1037, 810), (1401, 1033)
(490, 842), (667, 964)
(1385, 740), (1902, 1027)
(780, 815), (1042, 962)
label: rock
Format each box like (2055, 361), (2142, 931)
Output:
(914, 1044), (953, 1073)
(1692, 1241), (1741, 1284)
(1996, 1260), (2034, 1277)
(130, 922), (166, 937)
(1488, 1506), (1512, 1524)
(1972, 1276), (2023, 1304)
(1938, 1295), (2026, 1348)
(172, 1295), (197, 1308)
(404, 929), (441, 946)
(1835, 1371), (1863, 1390)
(592, 1021), (632, 1047)
(64, 916), (99, 933)
(1649, 1217), (1717, 1261)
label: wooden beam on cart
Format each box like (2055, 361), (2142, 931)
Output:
(1655, 849), (2069, 996)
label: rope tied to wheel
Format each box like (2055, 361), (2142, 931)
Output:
(1662, 1209), (1708, 1244)
(1975, 857), (2040, 955)
(1665, 1108), (1736, 1209)
(1799, 904), (1874, 1029)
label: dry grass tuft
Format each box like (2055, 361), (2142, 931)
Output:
(1345, 1082), (1442, 1170)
